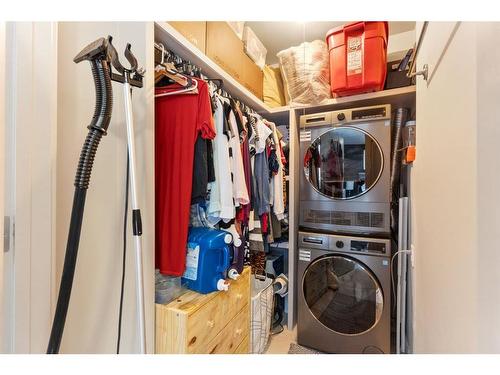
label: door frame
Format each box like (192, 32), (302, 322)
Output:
(2, 22), (58, 353)
(0, 21), (6, 353)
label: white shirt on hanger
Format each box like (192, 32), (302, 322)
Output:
(255, 119), (273, 154)
(266, 120), (286, 220)
(207, 97), (235, 223)
(228, 108), (250, 206)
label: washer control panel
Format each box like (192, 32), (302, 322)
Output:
(350, 240), (387, 254)
(299, 231), (390, 257)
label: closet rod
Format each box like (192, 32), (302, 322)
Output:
(154, 42), (261, 117)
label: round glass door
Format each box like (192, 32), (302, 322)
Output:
(302, 255), (383, 335)
(303, 127), (383, 199)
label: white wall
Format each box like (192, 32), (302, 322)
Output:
(476, 23), (500, 353)
(387, 29), (415, 62)
(0, 21), (5, 349)
(412, 22), (500, 353)
(56, 22), (154, 353)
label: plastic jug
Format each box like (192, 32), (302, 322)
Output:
(226, 224), (244, 281)
(182, 227), (232, 294)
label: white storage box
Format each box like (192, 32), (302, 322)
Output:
(227, 21), (245, 40)
(243, 26), (267, 69)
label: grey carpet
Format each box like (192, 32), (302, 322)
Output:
(288, 343), (324, 354)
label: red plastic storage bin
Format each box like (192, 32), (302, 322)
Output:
(326, 22), (389, 97)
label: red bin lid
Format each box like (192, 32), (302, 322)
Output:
(326, 21), (389, 47)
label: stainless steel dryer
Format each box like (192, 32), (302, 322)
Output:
(299, 104), (391, 236)
(297, 231), (391, 354)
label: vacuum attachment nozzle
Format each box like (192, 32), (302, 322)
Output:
(73, 37), (109, 63)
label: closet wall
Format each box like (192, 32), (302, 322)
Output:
(476, 22), (500, 353)
(0, 21), (5, 351)
(412, 21), (500, 353)
(56, 22), (155, 353)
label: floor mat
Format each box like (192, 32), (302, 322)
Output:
(288, 343), (324, 354)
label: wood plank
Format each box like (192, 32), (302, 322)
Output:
(202, 306), (249, 354)
(234, 335), (250, 354)
(156, 267), (251, 354)
(185, 268), (250, 353)
(297, 86), (416, 115)
(155, 303), (188, 353)
(161, 287), (219, 316)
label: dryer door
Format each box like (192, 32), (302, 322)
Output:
(302, 254), (384, 335)
(304, 127), (383, 200)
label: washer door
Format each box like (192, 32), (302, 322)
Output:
(302, 255), (384, 335)
(303, 127), (383, 200)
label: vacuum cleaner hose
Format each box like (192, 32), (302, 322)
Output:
(47, 59), (112, 354)
(390, 107), (408, 238)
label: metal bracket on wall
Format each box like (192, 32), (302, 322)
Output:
(407, 22), (429, 81)
(4, 216), (12, 253)
(409, 63), (428, 81)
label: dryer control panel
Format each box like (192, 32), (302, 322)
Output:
(299, 104), (391, 128)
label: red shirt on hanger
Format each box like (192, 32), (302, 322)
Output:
(155, 79), (215, 276)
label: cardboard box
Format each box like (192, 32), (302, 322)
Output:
(241, 53), (263, 100)
(169, 22), (206, 53)
(206, 21), (244, 82)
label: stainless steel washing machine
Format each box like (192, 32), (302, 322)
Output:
(297, 231), (391, 354)
(299, 104), (391, 236)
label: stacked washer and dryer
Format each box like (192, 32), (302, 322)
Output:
(297, 104), (393, 354)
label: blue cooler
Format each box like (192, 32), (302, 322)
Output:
(182, 227), (232, 294)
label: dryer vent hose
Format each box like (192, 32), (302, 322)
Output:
(47, 58), (112, 354)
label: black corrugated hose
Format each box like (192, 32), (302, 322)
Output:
(390, 107), (409, 240)
(47, 57), (113, 354)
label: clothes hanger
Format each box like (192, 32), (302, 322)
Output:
(216, 89), (231, 104)
(248, 111), (262, 120)
(155, 78), (199, 98)
(154, 43), (191, 87)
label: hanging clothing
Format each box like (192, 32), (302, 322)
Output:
(155, 79), (216, 276)
(248, 115), (260, 147)
(207, 140), (215, 183)
(226, 105), (249, 207)
(266, 120), (286, 220)
(252, 150), (271, 217)
(236, 113), (252, 225)
(249, 117), (272, 244)
(255, 119), (272, 154)
(249, 216), (265, 253)
(207, 97), (235, 223)
(191, 134), (209, 204)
